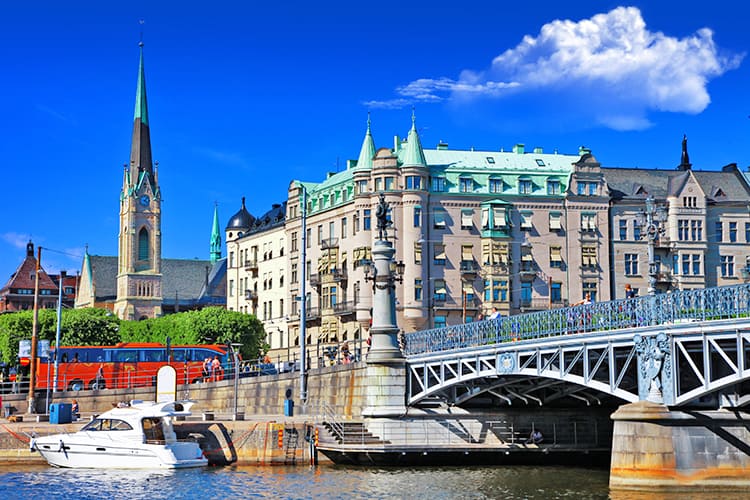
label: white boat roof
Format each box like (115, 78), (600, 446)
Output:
(96, 400), (197, 421)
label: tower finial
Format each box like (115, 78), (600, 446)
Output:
(139, 19), (145, 47)
(411, 106), (416, 125)
(367, 111), (371, 131)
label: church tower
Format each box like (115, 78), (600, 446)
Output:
(114, 41), (163, 320)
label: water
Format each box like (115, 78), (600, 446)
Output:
(0, 465), (743, 499)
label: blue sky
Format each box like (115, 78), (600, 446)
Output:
(1, 1), (748, 285)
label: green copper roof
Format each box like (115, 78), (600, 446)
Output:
(210, 203), (222, 263)
(355, 114), (375, 169)
(134, 43), (149, 126)
(401, 111), (426, 167)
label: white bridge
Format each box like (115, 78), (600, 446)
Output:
(404, 285), (750, 408)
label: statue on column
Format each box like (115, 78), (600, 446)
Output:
(375, 192), (392, 241)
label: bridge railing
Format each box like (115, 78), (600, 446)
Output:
(404, 283), (750, 356)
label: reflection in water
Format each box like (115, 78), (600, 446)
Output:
(0, 464), (744, 499)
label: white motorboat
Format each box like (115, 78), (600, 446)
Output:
(31, 400), (208, 469)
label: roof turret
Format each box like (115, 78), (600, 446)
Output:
(226, 197), (255, 232)
(356, 113), (375, 169)
(401, 109), (426, 167)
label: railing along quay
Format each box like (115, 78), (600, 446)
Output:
(404, 283), (750, 356)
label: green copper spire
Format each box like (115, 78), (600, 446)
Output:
(402, 108), (426, 167)
(210, 203), (222, 263)
(356, 112), (375, 169)
(129, 41), (155, 187)
(134, 43), (149, 125)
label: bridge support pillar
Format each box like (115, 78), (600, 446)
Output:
(610, 401), (750, 491)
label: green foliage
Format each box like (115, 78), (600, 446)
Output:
(0, 307), (264, 362)
(60, 308), (120, 346)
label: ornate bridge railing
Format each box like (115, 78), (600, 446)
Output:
(404, 283), (750, 357)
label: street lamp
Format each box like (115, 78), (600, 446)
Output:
(230, 342), (243, 420)
(636, 195), (668, 295)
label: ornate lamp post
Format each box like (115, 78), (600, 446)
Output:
(636, 195), (668, 295)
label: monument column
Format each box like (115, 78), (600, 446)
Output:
(362, 193), (407, 417)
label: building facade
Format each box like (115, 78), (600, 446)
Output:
(0, 242), (60, 312)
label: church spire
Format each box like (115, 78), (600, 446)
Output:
(129, 41), (155, 186)
(356, 112), (376, 169)
(678, 134), (692, 171)
(402, 108), (426, 167)
(210, 203), (222, 263)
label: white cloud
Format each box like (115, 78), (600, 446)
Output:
(371, 7), (743, 130)
(1, 232), (31, 249)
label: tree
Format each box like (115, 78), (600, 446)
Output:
(60, 308), (120, 346)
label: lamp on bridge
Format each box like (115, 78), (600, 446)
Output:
(636, 195), (668, 295)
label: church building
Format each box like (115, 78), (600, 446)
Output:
(74, 43), (226, 319)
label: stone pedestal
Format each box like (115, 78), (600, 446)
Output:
(610, 401), (750, 491)
(363, 239), (407, 416)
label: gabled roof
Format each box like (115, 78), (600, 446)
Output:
(0, 242), (59, 295)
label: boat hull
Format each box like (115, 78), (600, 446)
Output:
(33, 434), (208, 469)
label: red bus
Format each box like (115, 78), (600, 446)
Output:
(35, 343), (231, 392)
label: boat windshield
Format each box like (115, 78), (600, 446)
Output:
(142, 417), (166, 443)
(81, 418), (133, 431)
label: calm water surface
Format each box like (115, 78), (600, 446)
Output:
(0, 465), (744, 499)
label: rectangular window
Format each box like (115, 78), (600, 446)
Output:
(461, 209), (473, 229)
(716, 221), (723, 242)
(633, 221), (641, 241)
(520, 282), (532, 306)
(414, 279), (422, 300)
(291, 263), (298, 284)
(547, 180), (561, 195)
(434, 316), (447, 329)
(433, 279), (447, 302)
(291, 231), (298, 252)
(413, 206), (422, 228)
(520, 211), (533, 230)
(434, 244), (446, 265)
(492, 207), (506, 228)
(461, 244), (473, 262)
(519, 179), (533, 194)
(583, 281), (597, 302)
(364, 209), (371, 230)
(489, 178), (503, 193)
(329, 221), (335, 240)
(746, 222), (750, 243)
(317, 225), (323, 245)
(550, 246), (562, 268)
(691, 220), (702, 241)
(229, 279), (235, 297)
(353, 212), (360, 233)
(678, 220), (689, 241)
(434, 210), (447, 229)
(549, 212), (562, 231)
(692, 254), (701, 275)
(624, 253), (639, 275)
(432, 177), (446, 192)
(356, 180), (368, 194)
(499, 280), (508, 301)
(414, 242), (422, 264)
(341, 218), (347, 239)
(581, 213), (596, 231)
(619, 220), (627, 241)
(551, 282), (562, 302)
(577, 183), (586, 195)
(721, 255), (735, 277)
(588, 182), (597, 195)
(306, 228), (311, 248)
(384, 177), (394, 191)
(406, 176), (421, 189)
(374, 178), (382, 192)
(682, 254), (690, 275)
(582, 245), (597, 267)
(729, 222), (737, 242)
(459, 177), (473, 193)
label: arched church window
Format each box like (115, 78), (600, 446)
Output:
(138, 228), (149, 261)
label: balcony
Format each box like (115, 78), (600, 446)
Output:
(519, 262), (536, 281)
(245, 289), (258, 301)
(480, 263), (510, 277)
(521, 298), (568, 311)
(310, 268), (348, 287)
(332, 300), (356, 316)
(655, 271), (675, 284)
(460, 260), (480, 276)
(244, 259), (258, 271)
(321, 237), (339, 249)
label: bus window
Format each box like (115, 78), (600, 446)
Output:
(140, 350), (164, 363)
(172, 349), (186, 362)
(112, 350), (137, 363)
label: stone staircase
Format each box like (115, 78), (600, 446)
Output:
(318, 421), (391, 447)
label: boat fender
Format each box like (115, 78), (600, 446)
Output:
(29, 438), (36, 453)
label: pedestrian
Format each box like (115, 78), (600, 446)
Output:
(489, 307), (500, 319)
(71, 399), (80, 420)
(211, 356), (222, 381)
(624, 283), (636, 299)
(94, 363), (104, 390)
(202, 358), (211, 382)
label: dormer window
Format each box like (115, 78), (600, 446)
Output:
(459, 176), (473, 193)
(518, 178), (533, 195)
(535, 159), (545, 167)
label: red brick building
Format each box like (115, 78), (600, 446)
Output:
(0, 242), (60, 312)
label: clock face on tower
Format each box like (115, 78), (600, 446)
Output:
(140, 195), (150, 207)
